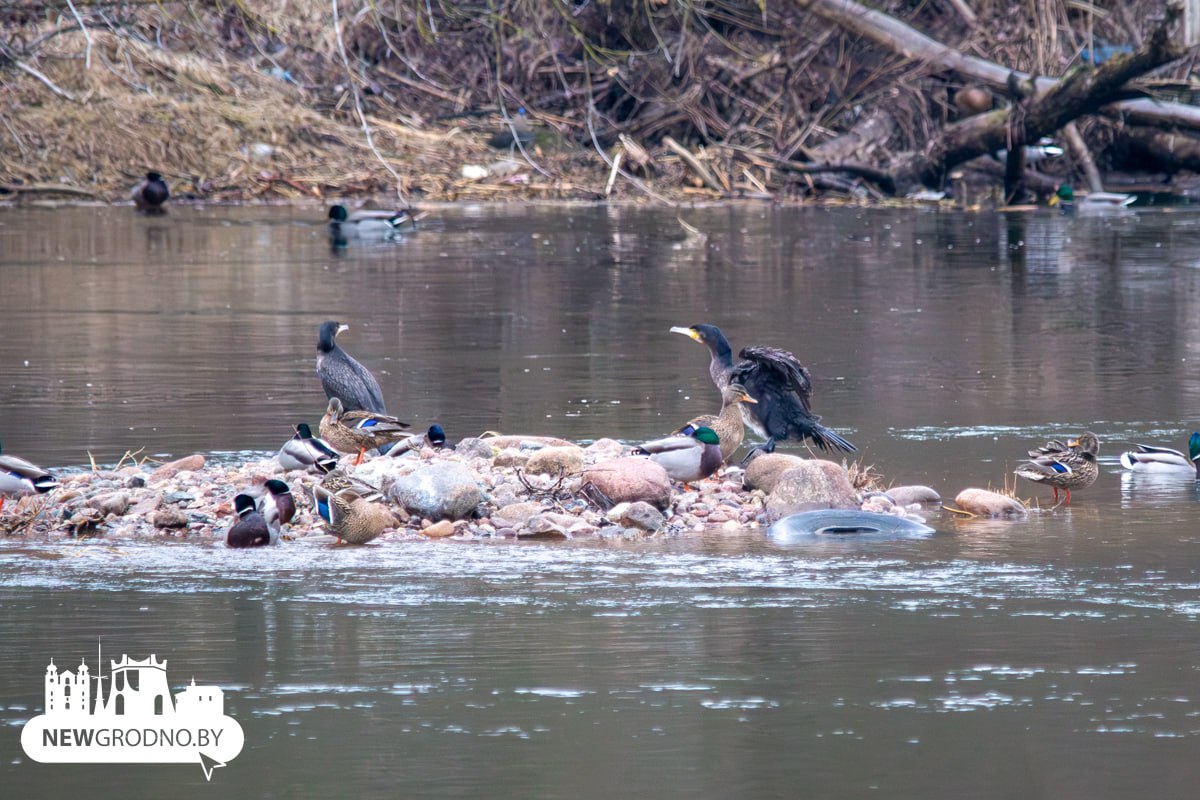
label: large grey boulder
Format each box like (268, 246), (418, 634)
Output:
(765, 460), (858, 521)
(388, 463), (484, 521)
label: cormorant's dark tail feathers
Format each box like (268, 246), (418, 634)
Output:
(813, 425), (857, 453)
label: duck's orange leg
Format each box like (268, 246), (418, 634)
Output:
(354, 447), (366, 466)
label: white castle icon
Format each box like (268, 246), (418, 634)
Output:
(43, 653), (223, 718)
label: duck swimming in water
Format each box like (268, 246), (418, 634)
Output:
(0, 441), (59, 514)
(316, 321), (388, 415)
(327, 204), (411, 244)
(670, 324), (855, 456)
(132, 171), (169, 213)
(1119, 432), (1200, 476)
(1014, 431), (1100, 505)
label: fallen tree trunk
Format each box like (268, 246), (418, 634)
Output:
(1116, 126), (1200, 173)
(797, 0), (1185, 193)
(797, 0), (1200, 132)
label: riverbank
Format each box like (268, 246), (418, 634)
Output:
(6, 1), (1195, 209)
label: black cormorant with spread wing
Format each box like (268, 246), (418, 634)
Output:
(670, 323), (855, 455)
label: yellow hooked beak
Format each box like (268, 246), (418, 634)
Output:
(669, 326), (700, 341)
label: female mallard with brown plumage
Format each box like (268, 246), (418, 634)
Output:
(1014, 431), (1100, 505)
(675, 383), (757, 462)
(311, 483), (399, 544)
(319, 397), (411, 465)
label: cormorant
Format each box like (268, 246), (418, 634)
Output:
(316, 321), (387, 414)
(670, 324), (855, 455)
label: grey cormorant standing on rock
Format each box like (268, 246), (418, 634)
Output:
(670, 323), (856, 455)
(316, 321), (387, 414)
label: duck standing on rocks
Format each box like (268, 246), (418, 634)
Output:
(670, 324), (856, 456)
(634, 426), (723, 490)
(675, 383), (757, 462)
(312, 484), (398, 544)
(319, 469), (384, 500)
(327, 204), (411, 244)
(132, 171), (169, 213)
(320, 397), (410, 466)
(259, 479), (296, 526)
(386, 424), (448, 458)
(278, 423), (339, 474)
(316, 320), (388, 415)
(1015, 432), (1100, 505)
(1119, 432), (1200, 475)
(0, 441), (59, 514)
(226, 493), (279, 548)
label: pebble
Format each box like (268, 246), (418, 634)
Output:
(3, 435), (993, 544)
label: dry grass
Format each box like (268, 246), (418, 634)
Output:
(0, 0), (1176, 203)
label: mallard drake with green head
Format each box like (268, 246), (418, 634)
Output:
(278, 422), (339, 474)
(1119, 432), (1200, 475)
(312, 483), (399, 544)
(1050, 184), (1135, 209)
(670, 323), (855, 456)
(320, 397), (411, 465)
(386, 424), (448, 458)
(0, 441), (59, 514)
(1014, 431), (1100, 505)
(259, 479), (296, 526)
(675, 383), (757, 462)
(316, 321), (388, 415)
(132, 171), (169, 213)
(226, 493), (279, 548)
(328, 204), (411, 244)
(633, 425), (723, 489)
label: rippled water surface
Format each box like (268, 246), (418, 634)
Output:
(2, 204), (1200, 797)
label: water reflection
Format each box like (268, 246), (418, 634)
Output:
(4, 204), (1200, 797)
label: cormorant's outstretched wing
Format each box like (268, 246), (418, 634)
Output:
(736, 346), (814, 413)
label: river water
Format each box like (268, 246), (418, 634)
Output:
(1, 203), (1199, 797)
